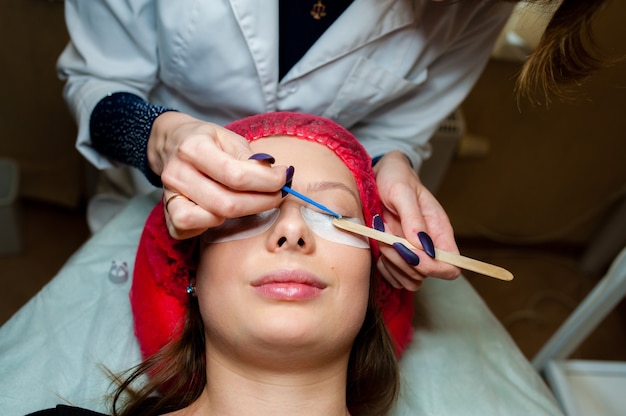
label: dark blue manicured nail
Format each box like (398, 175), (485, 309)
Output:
(372, 214), (385, 232)
(248, 153), (276, 164)
(393, 242), (420, 266)
(418, 231), (435, 258)
(285, 165), (295, 183)
(282, 166), (295, 197)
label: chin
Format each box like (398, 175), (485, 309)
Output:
(253, 312), (360, 352)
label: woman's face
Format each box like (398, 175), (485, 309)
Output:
(196, 136), (371, 365)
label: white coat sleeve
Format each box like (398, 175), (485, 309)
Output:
(354, 2), (514, 172)
(57, 0), (160, 169)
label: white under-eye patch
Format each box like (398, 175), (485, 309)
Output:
(300, 207), (370, 249)
(202, 206), (370, 249)
(203, 208), (280, 244)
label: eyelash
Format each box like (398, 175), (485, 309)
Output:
(308, 207), (359, 223)
(306, 205), (344, 218)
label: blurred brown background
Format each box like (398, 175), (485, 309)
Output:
(1, 0), (83, 208)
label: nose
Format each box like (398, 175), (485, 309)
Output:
(266, 204), (315, 253)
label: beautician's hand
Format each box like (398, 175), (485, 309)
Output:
(148, 112), (290, 239)
(373, 151), (461, 291)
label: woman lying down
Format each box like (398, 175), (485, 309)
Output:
(29, 112), (415, 416)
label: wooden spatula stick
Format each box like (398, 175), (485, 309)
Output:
(332, 218), (513, 281)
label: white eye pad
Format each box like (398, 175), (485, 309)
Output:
(203, 208), (280, 244)
(202, 207), (370, 249)
(300, 207), (370, 249)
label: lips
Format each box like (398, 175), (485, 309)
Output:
(251, 269), (327, 300)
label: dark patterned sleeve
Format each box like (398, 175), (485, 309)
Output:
(89, 92), (177, 187)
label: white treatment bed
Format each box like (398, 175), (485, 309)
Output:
(0, 192), (563, 415)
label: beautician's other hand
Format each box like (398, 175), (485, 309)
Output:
(148, 112), (290, 239)
(373, 151), (461, 291)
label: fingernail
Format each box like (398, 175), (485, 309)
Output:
(372, 214), (385, 232)
(248, 153), (276, 164)
(285, 165), (295, 183)
(282, 166), (295, 197)
(418, 231), (435, 258)
(393, 242), (420, 266)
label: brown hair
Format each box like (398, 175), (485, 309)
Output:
(111, 269), (399, 416)
(513, 0), (615, 103)
(110, 298), (206, 416)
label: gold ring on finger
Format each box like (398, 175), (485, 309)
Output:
(164, 193), (191, 214)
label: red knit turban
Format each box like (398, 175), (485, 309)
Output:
(131, 112), (414, 361)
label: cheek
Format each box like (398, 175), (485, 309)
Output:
(336, 252), (372, 339)
(196, 244), (231, 287)
(195, 243), (246, 324)
(328, 244), (372, 274)
(328, 247), (372, 306)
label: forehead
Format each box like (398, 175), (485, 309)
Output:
(250, 135), (358, 192)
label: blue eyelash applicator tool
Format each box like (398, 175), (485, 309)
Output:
(281, 186), (342, 219)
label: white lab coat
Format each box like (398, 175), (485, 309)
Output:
(58, 0), (513, 172)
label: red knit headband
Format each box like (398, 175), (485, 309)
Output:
(131, 112), (414, 361)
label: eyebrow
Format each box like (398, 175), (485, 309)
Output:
(306, 181), (361, 207)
